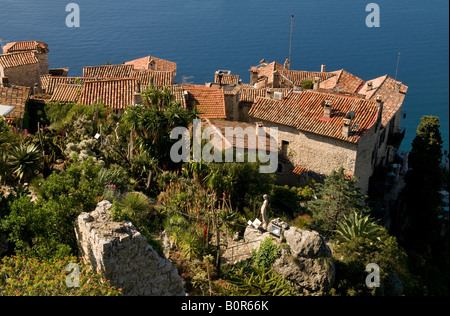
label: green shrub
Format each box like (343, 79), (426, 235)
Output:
(292, 214), (314, 230)
(252, 237), (282, 269)
(0, 255), (121, 296)
(228, 266), (296, 296)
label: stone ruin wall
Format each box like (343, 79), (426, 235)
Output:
(74, 200), (185, 296)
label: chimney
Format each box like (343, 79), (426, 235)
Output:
(342, 118), (352, 138)
(284, 58), (290, 70)
(33, 83), (39, 95)
(273, 91), (283, 101)
(250, 70), (258, 86)
(0, 77), (9, 87)
(255, 122), (264, 136)
(217, 73), (223, 87)
(313, 77), (320, 90)
(266, 89), (273, 99)
(342, 111), (355, 138)
(260, 59), (267, 67)
(323, 99), (332, 118)
(376, 95), (383, 122)
(133, 88), (143, 105)
(367, 81), (373, 90)
(272, 71), (280, 88)
(321, 64), (326, 73)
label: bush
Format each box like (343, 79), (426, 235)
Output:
(0, 255), (121, 296)
(252, 237), (282, 269)
(292, 214), (314, 230)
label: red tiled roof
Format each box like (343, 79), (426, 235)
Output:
(183, 85), (226, 119)
(166, 85), (187, 108)
(50, 84), (83, 103)
(214, 74), (240, 85)
(319, 69), (365, 94)
(249, 90), (380, 143)
(278, 70), (336, 87)
(41, 76), (95, 94)
(83, 64), (134, 79)
(239, 87), (292, 103)
(131, 69), (174, 88)
(360, 75), (407, 128)
(2, 41), (49, 54)
(78, 78), (139, 110)
(0, 85), (31, 121)
(0, 51), (39, 69)
(124, 56), (177, 75)
(293, 166), (310, 175)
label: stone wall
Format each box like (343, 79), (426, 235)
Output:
(75, 200), (185, 296)
(3, 63), (41, 91)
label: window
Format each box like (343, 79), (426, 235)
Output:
(281, 140), (289, 157)
(277, 163), (283, 174)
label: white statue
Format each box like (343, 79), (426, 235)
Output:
(261, 194), (269, 230)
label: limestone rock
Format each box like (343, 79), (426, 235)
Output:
(75, 200), (185, 296)
(273, 226), (335, 296)
(240, 219), (335, 296)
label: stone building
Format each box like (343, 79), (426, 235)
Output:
(2, 41), (49, 76)
(248, 88), (403, 194)
(124, 55), (177, 76)
(0, 51), (41, 92)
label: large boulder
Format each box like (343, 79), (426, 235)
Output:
(273, 226), (335, 296)
(242, 218), (335, 296)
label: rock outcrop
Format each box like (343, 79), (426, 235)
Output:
(75, 200), (185, 296)
(241, 218), (335, 296)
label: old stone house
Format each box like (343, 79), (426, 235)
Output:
(248, 87), (405, 194)
(0, 51), (42, 92)
(2, 41), (49, 76)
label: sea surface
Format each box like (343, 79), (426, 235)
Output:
(0, 0), (448, 155)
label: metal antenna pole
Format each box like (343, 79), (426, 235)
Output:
(394, 52), (401, 81)
(289, 14), (294, 64)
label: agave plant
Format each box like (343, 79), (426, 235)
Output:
(334, 210), (384, 244)
(117, 191), (153, 220)
(7, 144), (42, 183)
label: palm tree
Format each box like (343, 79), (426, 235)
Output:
(334, 210), (384, 244)
(7, 144), (42, 183)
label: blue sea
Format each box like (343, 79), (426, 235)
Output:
(1, 0), (448, 155)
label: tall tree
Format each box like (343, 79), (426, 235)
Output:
(309, 167), (369, 237)
(393, 116), (447, 295)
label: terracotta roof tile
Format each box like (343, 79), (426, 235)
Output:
(41, 76), (95, 94)
(249, 90), (380, 143)
(131, 69), (174, 88)
(357, 75), (408, 127)
(293, 166), (310, 175)
(50, 84), (83, 103)
(214, 74), (240, 85)
(319, 69), (365, 94)
(183, 85), (226, 119)
(124, 56), (177, 76)
(278, 70), (336, 87)
(0, 85), (31, 121)
(2, 41), (49, 54)
(0, 51), (39, 69)
(78, 78), (139, 110)
(166, 85), (187, 108)
(239, 87), (292, 103)
(83, 64), (134, 79)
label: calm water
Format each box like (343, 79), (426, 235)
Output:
(1, 0), (448, 154)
